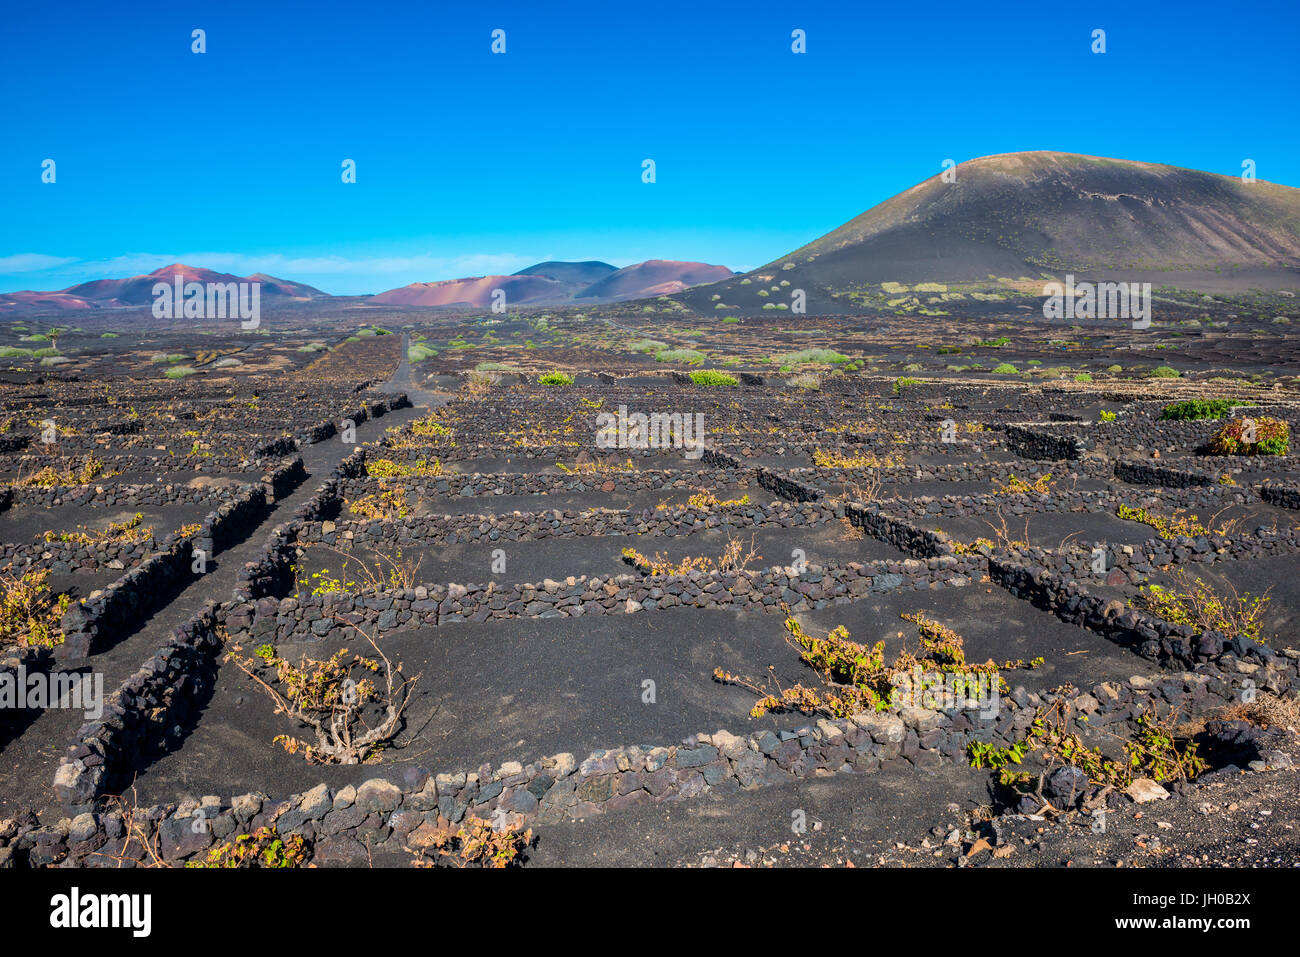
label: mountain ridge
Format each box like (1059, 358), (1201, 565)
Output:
(675, 151), (1300, 312)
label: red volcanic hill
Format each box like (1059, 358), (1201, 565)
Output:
(372, 259), (734, 307)
(248, 273), (331, 299)
(574, 260), (734, 300)
(0, 264), (328, 312)
(371, 273), (570, 308)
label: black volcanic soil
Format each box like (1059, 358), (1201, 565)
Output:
(2, 298), (1299, 873)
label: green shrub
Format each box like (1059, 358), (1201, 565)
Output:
(537, 371), (574, 386)
(1206, 417), (1289, 456)
(164, 365), (197, 379)
(1160, 399), (1240, 421)
(893, 376), (922, 394)
(992, 363), (1019, 374)
(1148, 366), (1181, 378)
(628, 339), (667, 353)
(653, 348), (707, 365)
(777, 348), (849, 365)
(689, 369), (738, 387)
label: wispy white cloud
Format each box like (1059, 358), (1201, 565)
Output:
(0, 253), (79, 274)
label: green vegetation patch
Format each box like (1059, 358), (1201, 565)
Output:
(1206, 417), (1289, 456)
(689, 369), (738, 387)
(653, 348), (707, 365)
(1160, 399), (1241, 421)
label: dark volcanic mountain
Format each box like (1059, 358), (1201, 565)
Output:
(513, 260), (616, 285)
(678, 151), (1300, 311)
(0, 264), (329, 312)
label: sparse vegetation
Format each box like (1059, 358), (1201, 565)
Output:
(1160, 398), (1240, 421)
(225, 621), (418, 765)
(689, 369), (737, 387)
(1136, 571), (1271, 644)
(1206, 416), (1289, 456)
(0, 568), (70, 650)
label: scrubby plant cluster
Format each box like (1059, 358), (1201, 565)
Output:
(15, 455), (117, 487)
(622, 534), (760, 577)
(187, 827), (308, 868)
(1135, 571), (1270, 644)
(408, 816), (535, 868)
(714, 612), (1005, 720)
(1115, 503), (1214, 539)
(1206, 416), (1289, 456)
(0, 568), (70, 649)
(348, 486), (412, 521)
(366, 457), (443, 478)
(688, 369), (738, 387)
(226, 624), (417, 765)
(970, 700), (1207, 795)
(555, 456), (633, 474)
(994, 473), (1053, 495)
(812, 449), (905, 469)
(1160, 398), (1240, 421)
(685, 489), (750, 510)
(43, 511), (151, 546)
(295, 547), (423, 598)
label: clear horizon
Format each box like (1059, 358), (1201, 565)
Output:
(3, 0), (1298, 296)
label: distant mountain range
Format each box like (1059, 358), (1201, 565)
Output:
(0, 258), (734, 314)
(0, 265), (328, 313)
(371, 259), (733, 307)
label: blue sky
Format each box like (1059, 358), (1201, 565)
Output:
(2, 0), (1297, 295)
